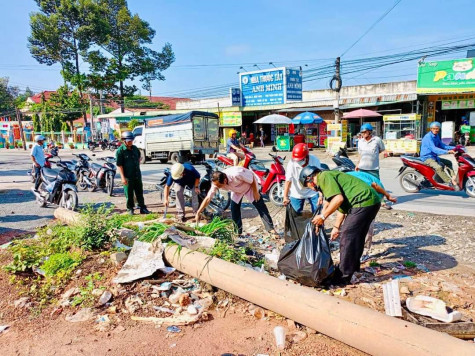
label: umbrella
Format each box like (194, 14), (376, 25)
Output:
(254, 114), (292, 125)
(292, 111), (323, 125)
(342, 109), (382, 119)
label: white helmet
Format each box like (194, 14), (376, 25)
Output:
(171, 163), (185, 180)
(35, 135), (46, 142)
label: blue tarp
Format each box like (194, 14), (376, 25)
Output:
(144, 111), (218, 128)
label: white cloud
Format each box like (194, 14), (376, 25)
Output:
(225, 44), (251, 56)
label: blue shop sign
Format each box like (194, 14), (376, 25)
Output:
(240, 68), (285, 106)
(286, 68), (302, 101)
(230, 88), (242, 106)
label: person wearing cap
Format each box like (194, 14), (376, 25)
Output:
(164, 162), (201, 222)
(356, 123), (385, 179)
(195, 166), (278, 237)
(283, 143), (322, 214)
(300, 166), (381, 285)
(31, 135), (46, 191)
(420, 121), (458, 188)
(227, 129), (245, 166)
(116, 131), (150, 215)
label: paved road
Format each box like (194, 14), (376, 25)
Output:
(0, 146), (474, 238)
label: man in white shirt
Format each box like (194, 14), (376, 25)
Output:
(31, 135), (46, 191)
(356, 123), (385, 179)
(283, 143), (322, 214)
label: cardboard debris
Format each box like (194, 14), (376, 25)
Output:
(113, 241), (167, 284)
(406, 295), (463, 323)
(382, 279), (402, 317)
(131, 312), (203, 326)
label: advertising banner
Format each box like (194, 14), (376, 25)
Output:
(240, 67), (302, 107)
(441, 99), (475, 110)
(220, 112), (242, 127)
(230, 88), (242, 106)
(417, 58), (475, 94)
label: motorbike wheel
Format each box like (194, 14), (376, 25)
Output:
(269, 181), (285, 206)
(109, 146), (116, 152)
(87, 180), (96, 192)
(212, 189), (231, 211)
(399, 169), (423, 193)
(61, 190), (78, 211)
(36, 195), (47, 207)
(465, 176), (475, 198)
(77, 172), (88, 191)
(89, 145), (95, 152)
(107, 173), (114, 196)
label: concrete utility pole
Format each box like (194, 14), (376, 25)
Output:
(15, 108), (27, 151)
(332, 57), (342, 124)
(89, 93), (95, 138)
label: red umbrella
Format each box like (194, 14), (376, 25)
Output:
(342, 109), (382, 119)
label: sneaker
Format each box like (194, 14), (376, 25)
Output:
(140, 208), (151, 214)
(127, 209), (134, 216)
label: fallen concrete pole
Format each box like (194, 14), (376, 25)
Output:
(54, 207), (82, 226)
(164, 245), (474, 356)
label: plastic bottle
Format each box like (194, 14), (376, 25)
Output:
(273, 326), (286, 350)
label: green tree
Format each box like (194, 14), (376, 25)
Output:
(28, 0), (101, 120)
(127, 118), (140, 131)
(124, 95), (169, 109)
(0, 77), (20, 115)
(88, 0), (174, 112)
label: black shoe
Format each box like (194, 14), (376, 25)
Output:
(140, 208), (151, 214)
(127, 209), (134, 216)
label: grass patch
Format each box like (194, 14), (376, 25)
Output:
(403, 261), (417, 269)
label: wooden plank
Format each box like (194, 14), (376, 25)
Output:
(424, 322), (475, 340)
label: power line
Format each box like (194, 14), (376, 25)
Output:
(340, 0), (403, 57)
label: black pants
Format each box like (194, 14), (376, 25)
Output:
(34, 166), (42, 190)
(124, 177), (146, 210)
(231, 197), (274, 235)
(338, 203), (381, 279)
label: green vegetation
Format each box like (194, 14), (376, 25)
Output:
(71, 273), (104, 307)
(369, 261), (380, 267)
(197, 217), (237, 242)
(41, 252), (83, 278)
(137, 223), (169, 242)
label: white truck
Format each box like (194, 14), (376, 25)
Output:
(132, 111), (220, 164)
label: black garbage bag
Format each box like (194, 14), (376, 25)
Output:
(278, 221), (335, 287)
(284, 205), (313, 243)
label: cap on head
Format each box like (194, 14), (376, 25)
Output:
(360, 123), (374, 132)
(292, 143), (309, 161)
(299, 165), (321, 187)
(35, 135), (46, 142)
(171, 163), (185, 180)
(429, 121), (441, 129)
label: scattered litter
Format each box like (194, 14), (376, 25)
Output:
(14, 297), (30, 309)
(65, 308), (94, 323)
(32, 266), (45, 276)
(113, 241), (132, 251)
(98, 290), (112, 305)
(170, 343), (177, 348)
(406, 295), (463, 323)
(113, 241), (166, 284)
(364, 267), (378, 275)
(246, 226), (259, 234)
(125, 295), (143, 313)
(110, 251), (128, 265)
(416, 264), (430, 273)
(273, 326), (286, 350)
(382, 279), (402, 317)
(393, 275), (412, 280)
(425, 322), (475, 340)
(160, 227), (197, 248)
(0, 325), (9, 334)
(333, 289), (347, 297)
(153, 306), (175, 314)
(291, 330), (307, 343)
(167, 326), (181, 333)
(132, 312), (204, 326)
(156, 282), (172, 291)
(187, 305), (198, 315)
(94, 315), (111, 332)
(278, 274), (286, 280)
(0, 242), (12, 249)
(265, 249), (280, 270)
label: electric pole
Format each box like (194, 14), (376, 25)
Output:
(332, 57), (342, 124)
(89, 93), (95, 139)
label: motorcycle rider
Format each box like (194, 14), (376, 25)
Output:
(164, 162), (201, 222)
(420, 121), (458, 189)
(356, 123), (385, 179)
(300, 166), (381, 285)
(116, 131), (151, 215)
(195, 166), (278, 237)
(31, 135), (46, 191)
(227, 129), (245, 166)
(283, 143), (322, 214)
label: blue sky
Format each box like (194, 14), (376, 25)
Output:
(1, 0), (474, 98)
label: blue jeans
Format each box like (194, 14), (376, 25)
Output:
(290, 194), (320, 214)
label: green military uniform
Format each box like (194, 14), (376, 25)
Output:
(116, 144), (146, 210)
(316, 171), (381, 282)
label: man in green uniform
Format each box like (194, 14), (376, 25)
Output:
(300, 166), (381, 285)
(116, 131), (150, 215)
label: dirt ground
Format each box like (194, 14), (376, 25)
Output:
(0, 189), (474, 355)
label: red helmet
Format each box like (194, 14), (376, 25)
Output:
(292, 143), (309, 161)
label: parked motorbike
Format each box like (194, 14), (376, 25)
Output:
(28, 146), (59, 182)
(397, 145), (475, 198)
(77, 155), (116, 196)
(156, 161), (231, 217)
(332, 147), (356, 172)
(108, 139), (121, 151)
(31, 161), (78, 210)
(249, 153), (286, 206)
(87, 139), (108, 151)
(215, 146), (255, 169)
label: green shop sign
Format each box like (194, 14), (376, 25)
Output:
(417, 58), (475, 94)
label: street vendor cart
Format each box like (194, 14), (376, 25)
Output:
(383, 113), (421, 155)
